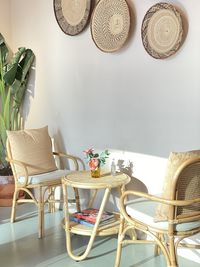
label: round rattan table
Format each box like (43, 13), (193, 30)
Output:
(62, 171), (130, 261)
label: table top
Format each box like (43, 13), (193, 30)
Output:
(62, 171), (131, 189)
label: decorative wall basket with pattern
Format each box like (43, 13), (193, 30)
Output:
(54, 0), (92, 36)
(141, 2), (184, 59)
(90, 0), (130, 53)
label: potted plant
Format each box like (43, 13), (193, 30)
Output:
(0, 33), (35, 206)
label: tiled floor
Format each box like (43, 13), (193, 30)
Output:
(0, 205), (199, 267)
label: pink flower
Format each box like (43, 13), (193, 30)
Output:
(89, 158), (99, 171)
(83, 148), (94, 155)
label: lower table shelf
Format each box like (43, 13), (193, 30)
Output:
(62, 213), (120, 236)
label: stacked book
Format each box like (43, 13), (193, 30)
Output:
(70, 208), (115, 227)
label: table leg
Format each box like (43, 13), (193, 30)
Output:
(64, 187), (111, 261)
(73, 187), (81, 212)
(114, 185), (125, 267)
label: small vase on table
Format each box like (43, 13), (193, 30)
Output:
(91, 167), (101, 178)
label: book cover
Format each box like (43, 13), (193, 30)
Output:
(70, 215), (115, 227)
(71, 208), (114, 224)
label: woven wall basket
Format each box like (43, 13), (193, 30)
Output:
(90, 0), (130, 53)
(141, 2), (184, 59)
(54, 0), (92, 36)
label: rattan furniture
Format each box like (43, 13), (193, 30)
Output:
(62, 171), (130, 261)
(6, 138), (83, 239)
(115, 157), (200, 267)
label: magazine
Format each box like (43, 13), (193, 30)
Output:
(70, 215), (116, 227)
(71, 208), (114, 224)
(69, 208), (115, 227)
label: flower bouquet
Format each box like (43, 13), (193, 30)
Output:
(83, 148), (109, 178)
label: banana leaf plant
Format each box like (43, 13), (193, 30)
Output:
(0, 33), (35, 175)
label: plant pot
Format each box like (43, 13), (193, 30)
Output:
(0, 175), (26, 206)
(0, 175), (15, 206)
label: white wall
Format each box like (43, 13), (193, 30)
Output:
(5, 0), (200, 163)
(0, 0), (11, 48)
(2, 3), (200, 261)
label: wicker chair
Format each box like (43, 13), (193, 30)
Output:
(6, 132), (84, 238)
(115, 157), (200, 267)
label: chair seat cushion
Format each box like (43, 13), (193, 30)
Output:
(126, 198), (200, 232)
(18, 169), (70, 184)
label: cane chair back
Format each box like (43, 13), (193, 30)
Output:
(175, 160), (200, 219)
(6, 128), (84, 238)
(115, 157), (200, 267)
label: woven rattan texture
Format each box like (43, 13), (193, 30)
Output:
(141, 2), (183, 59)
(91, 0), (130, 52)
(54, 0), (91, 36)
(176, 162), (200, 216)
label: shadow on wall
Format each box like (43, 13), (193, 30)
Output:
(23, 62), (36, 122)
(49, 128), (168, 211)
(53, 129), (89, 208)
(117, 159), (134, 177)
(53, 129), (85, 171)
(116, 158), (148, 199)
(92, 149), (168, 211)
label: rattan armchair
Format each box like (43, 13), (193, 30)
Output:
(6, 137), (84, 238)
(115, 157), (200, 267)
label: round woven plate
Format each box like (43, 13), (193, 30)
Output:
(54, 0), (92, 36)
(141, 3), (183, 59)
(90, 0), (130, 53)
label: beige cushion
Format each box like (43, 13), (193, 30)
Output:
(7, 126), (57, 177)
(154, 150), (200, 222)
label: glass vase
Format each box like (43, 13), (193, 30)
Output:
(91, 167), (101, 178)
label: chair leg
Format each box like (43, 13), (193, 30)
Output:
(38, 187), (44, 238)
(11, 189), (19, 223)
(154, 233), (163, 256)
(58, 185), (63, 210)
(48, 187), (55, 213)
(114, 218), (125, 267)
(169, 236), (178, 267)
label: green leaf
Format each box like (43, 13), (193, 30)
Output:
(0, 114), (7, 166)
(4, 63), (19, 85)
(0, 80), (5, 108)
(0, 34), (35, 167)
(0, 113), (7, 149)
(0, 33), (6, 46)
(100, 151), (109, 158)
(12, 79), (28, 110)
(0, 33), (8, 64)
(19, 49), (35, 81)
(10, 106), (20, 130)
(105, 149), (109, 155)
(3, 88), (11, 129)
(3, 47), (26, 85)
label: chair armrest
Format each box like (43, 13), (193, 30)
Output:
(121, 190), (200, 207)
(120, 190), (200, 226)
(6, 157), (29, 187)
(53, 152), (85, 171)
